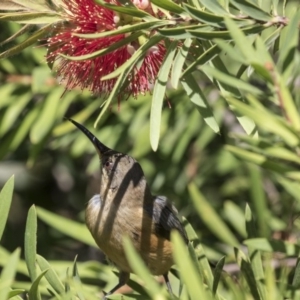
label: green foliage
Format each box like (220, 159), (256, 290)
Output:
(1, 0), (300, 299)
(1, 174), (300, 299)
(0, 176), (14, 241)
(0, 0), (296, 148)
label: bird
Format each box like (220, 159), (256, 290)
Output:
(67, 118), (188, 298)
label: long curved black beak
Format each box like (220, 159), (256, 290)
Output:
(66, 118), (111, 157)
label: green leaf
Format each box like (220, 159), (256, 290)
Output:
(214, 39), (247, 65)
(254, 36), (274, 68)
(223, 201), (246, 237)
(0, 24), (34, 46)
(74, 20), (168, 39)
(36, 255), (64, 295)
(30, 87), (64, 144)
(277, 72), (300, 131)
(0, 248), (20, 300)
(95, 63), (133, 126)
(0, 84), (16, 110)
(212, 256), (225, 295)
(25, 206), (38, 283)
(182, 43), (220, 76)
(171, 231), (210, 300)
(181, 74), (220, 133)
(121, 272), (149, 298)
(244, 238), (300, 255)
(225, 145), (299, 176)
(6, 0), (53, 11)
(184, 4), (225, 27)
(72, 258), (84, 300)
(222, 275), (245, 300)
(107, 295), (148, 300)
(240, 257), (262, 300)
(245, 203), (257, 239)
(230, 0), (271, 21)
(201, 41), (241, 97)
(0, 1), (25, 10)
(193, 242), (214, 289)
(264, 26), (281, 49)
(0, 12), (61, 24)
(158, 25), (208, 39)
(187, 243), (203, 282)
(278, 11), (300, 72)
(201, 65), (263, 95)
(188, 25), (265, 40)
(276, 176), (300, 205)
(182, 217), (199, 241)
(60, 32), (143, 61)
(292, 259), (300, 288)
(0, 176), (14, 241)
(36, 207), (97, 247)
(248, 165), (270, 237)
(186, 0), (202, 10)
(150, 40), (178, 151)
(199, 0), (229, 15)
(0, 24), (52, 59)
(235, 115), (256, 137)
(0, 92), (32, 137)
(245, 205), (266, 300)
(171, 38), (192, 89)
(151, 0), (185, 14)
(123, 236), (164, 298)
(227, 97), (300, 147)
(271, 0), (279, 14)
(7, 289), (25, 298)
(224, 17), (258, 63)
(28, 269), (49, 300)
(188, 182), (239, 246)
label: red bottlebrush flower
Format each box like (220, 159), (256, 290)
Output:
(46, 0), (166, 97)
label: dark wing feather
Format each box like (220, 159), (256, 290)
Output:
(144, 196), (188, 244)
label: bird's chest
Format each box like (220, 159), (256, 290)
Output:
(86, 194), (139, 242)
(85, 193), (143, 272)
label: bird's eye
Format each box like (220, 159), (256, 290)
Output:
(104, 160), (112, 169)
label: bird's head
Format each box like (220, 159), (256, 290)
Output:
(67, 118), (148, 195)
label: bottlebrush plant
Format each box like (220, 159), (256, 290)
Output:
(1, 1), (300, 299)
(0, 0), (295, 150)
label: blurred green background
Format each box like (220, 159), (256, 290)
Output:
(1, 1), (300, 297)
(0, 21), (238, 259)
(0, 19), (294, 261)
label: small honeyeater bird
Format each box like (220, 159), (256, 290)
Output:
(67, 118), (188, 298)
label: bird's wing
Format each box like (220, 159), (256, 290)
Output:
(144, 196), (188, 244)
